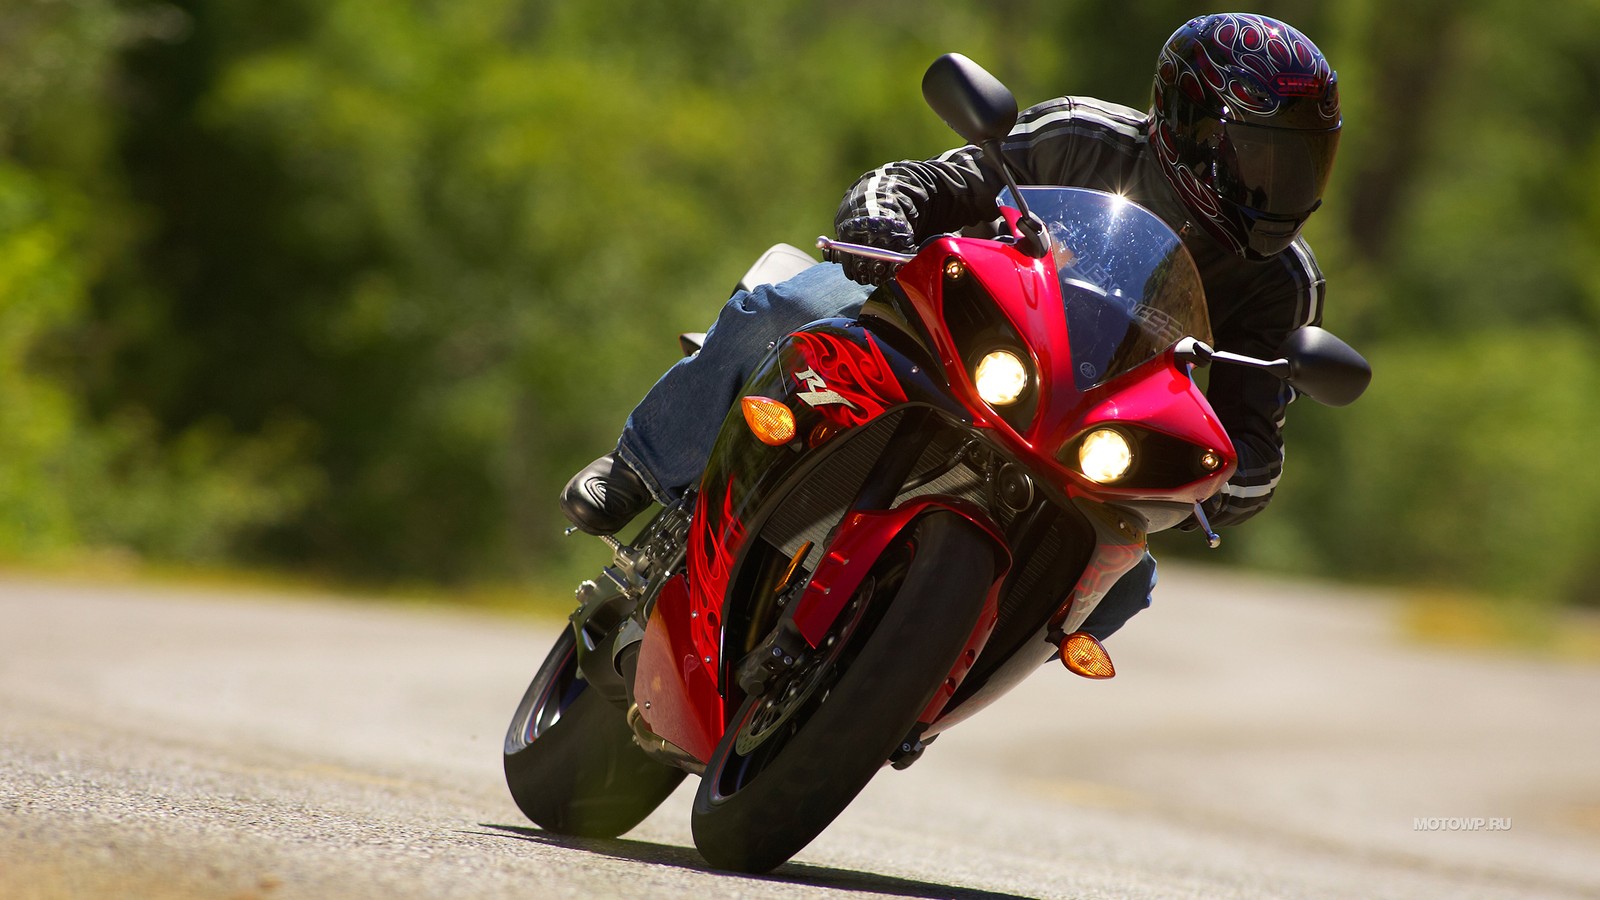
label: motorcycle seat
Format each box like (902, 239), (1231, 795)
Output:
(679, 244), (819, 356)
(734, 243), (816, 294)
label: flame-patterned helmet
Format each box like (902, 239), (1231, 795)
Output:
(1150, 14), (1341, 259)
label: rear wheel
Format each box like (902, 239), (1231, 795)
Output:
(503, 628), (686, 838)
(690, 512), (996, 872)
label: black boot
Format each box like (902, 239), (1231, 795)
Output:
(560, 453), (653, 536)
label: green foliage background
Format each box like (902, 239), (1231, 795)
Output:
(3, 0), (1598, 610)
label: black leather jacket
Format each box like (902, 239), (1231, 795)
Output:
(834, 95), (1326, 527)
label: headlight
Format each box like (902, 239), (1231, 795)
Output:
(1078, 428), (1134, 484)
(974, 349), (1029, 406)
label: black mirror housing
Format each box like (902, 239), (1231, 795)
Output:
(1279, 326), (1372, 407)
(921, 53), (1017, 146)
(922, 54), (1050, 256)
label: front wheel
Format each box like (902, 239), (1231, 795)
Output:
(690, 512), (997, 872)
(503, 627), (686, 838)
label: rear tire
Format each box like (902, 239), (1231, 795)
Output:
(690, 512), (996, 872)
(503, 628), (686, 838)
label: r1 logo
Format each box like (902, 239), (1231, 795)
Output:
(793, 368), (856, 409)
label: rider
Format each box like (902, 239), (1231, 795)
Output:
(560, 13), (1341, 641)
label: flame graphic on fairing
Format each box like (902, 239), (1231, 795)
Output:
(686, 475), (744, 669)
(790, 331), (908, 428)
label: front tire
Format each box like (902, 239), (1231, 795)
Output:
(690, 512), (996, 872)
(503, 627), (686, 838)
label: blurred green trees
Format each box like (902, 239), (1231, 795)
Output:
(0, 0), (316, 563)
(2, 0), (1598, 608)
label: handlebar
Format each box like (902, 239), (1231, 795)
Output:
(815, 236), (917, 266)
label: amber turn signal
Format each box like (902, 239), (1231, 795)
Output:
(741, 396), (796, 446)
(1060, 631), (1115, 679)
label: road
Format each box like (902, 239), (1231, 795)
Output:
(2, 566), (1598, 899)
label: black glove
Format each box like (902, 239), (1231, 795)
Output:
(828, 215), (916, 286)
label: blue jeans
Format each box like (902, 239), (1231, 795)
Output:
(616, 262), (870, 502)
(611, 261), (1153, 640)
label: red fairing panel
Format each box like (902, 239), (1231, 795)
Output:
(791, 497), (1010, 647)
(1080, 362), (1233, 459)
(633, 572), (723, 764)
(789, 497), (1011, 730)
(1072, 358), (1237, 502)
(896, 239), (1065, 444)
(916, 573), (1004, 727)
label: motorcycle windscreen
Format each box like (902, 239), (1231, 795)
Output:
(1003, 187), (1211, 392)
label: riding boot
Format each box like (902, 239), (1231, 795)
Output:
(560, 453), (653, 536)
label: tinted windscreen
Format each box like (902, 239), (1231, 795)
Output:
(1002, 187), (1210, 390)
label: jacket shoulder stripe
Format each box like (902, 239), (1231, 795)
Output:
(1287, 238), (1325, 328)
(1069, 96), (1149, 129)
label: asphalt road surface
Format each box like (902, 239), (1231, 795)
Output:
(3, 565), (1598, 899)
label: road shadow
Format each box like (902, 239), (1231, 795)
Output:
(474, 823), (1035, 899)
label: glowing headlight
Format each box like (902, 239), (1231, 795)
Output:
(974, 350), (1029, 406)
(1078, 428), (1134, 484)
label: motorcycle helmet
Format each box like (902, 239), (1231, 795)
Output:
(1150, 14), (1341, 259)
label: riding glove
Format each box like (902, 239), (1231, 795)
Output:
(829, 216), (917, 286)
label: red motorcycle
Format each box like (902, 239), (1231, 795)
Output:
(503, 54), (1369, 873)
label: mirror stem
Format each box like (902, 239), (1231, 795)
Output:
(1210, 349), (1291, 379)
(981, 139), (1048, 258)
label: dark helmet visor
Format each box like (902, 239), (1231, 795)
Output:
(1215, 122), (1340, 218)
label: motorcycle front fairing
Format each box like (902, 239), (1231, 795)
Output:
(868, 188), (1242, 731)
(893, 188), (1236, 494)
(635, 187), (1245, 757)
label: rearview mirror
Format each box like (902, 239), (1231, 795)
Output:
(921, 53), (1017, 146)
(1280, 326), (1371, 407)
(921, 54), (1049, 257)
